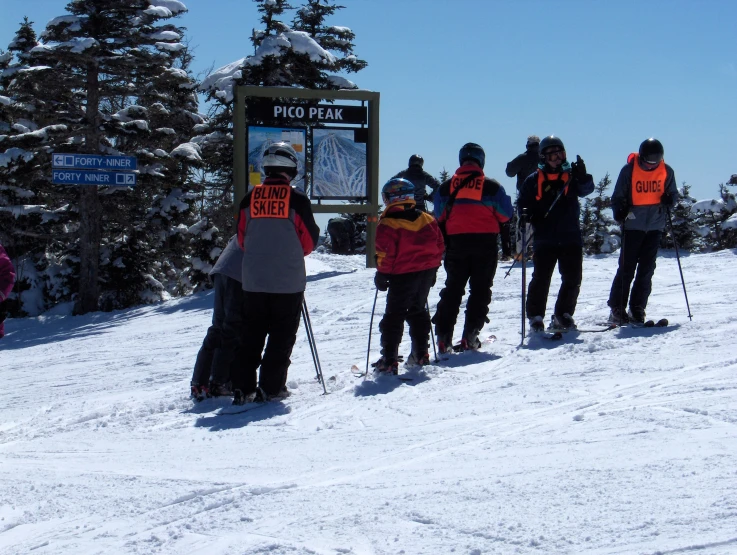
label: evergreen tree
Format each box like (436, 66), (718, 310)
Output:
(663, 183), (700, 252)
(197, 0), (367, 241)
(0, 18), (73, 316)
(582, 173), (619, 254)
(30, 0), (195, 313)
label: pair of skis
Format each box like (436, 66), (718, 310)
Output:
(352, 335), (497, 380)
(532, 318), (669, 341)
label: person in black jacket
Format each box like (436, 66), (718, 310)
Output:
(517, 135), (594, 333)
(392, 154), (440, 212)
(506, 135), (540, 259)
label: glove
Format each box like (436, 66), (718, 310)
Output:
(571, 155), (587, 181)
(660, 191), (674, 205)
(612, 202), (629, 223)
(374, 272), (390, 291)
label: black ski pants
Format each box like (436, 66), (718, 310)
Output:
(608, 230), (661, 312)
(379, 268), (437, 357)
(526, 244), (583, 319)
(433, 245), (498, 337)
(191, 274), (244, 386)
(231, 290), (303, 397)
(500, 221), (512, 257)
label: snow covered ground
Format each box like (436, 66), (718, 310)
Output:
(1, 250), (736, 555)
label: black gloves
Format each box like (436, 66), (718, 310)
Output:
(571, 155), (587, 181)
(374, 272), (390, 291)
(612, 205), (628, 223)
(661, 191), (675, 206)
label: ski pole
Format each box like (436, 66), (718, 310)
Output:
(666, 208), (693, 320)
(301, 304), (319, 381)
(426, 301), (438, 362)
(520, 209), (528, 346)
(364, 288), (379, 380)
(619, 223), (626, 326)
(302, 299), (328, 394)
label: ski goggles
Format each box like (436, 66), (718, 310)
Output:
(543, 148), (566, 162)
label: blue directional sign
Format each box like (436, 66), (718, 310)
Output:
(52, 169), (137, 186)
(52, 153), (138, 171)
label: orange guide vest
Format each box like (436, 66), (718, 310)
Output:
(630, 154), (666, 206)
(450, 173), (485, 201)
(536, 171), (569, 201)
(250, 184), (291, 219)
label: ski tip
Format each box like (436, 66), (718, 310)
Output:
(350, 364), (360, 372)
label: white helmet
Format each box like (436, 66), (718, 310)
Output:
(262, 141), (298, 178)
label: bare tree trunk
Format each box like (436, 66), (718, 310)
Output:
(74, 62), (101, 315)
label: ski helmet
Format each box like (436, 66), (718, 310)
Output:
(539, 135), (565, 154)
(408, 154), (424, 168)
(458, 142), (485, 169)
(382, 177), (416, 207)
(639, 138), (664, 165)
(262, 141), (299, 178)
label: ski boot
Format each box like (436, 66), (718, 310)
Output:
(628, 307), (646, 325)
(208, 381), (233, 397)
(373, 356), (399, 374)
(529, 315), (545, 333)
(436, 331), (454, 355)
(551, 313), (576, 331)
(407, 338), (431, 367)
(608, 307), (629, 326)
(190, 382), (209, 402)
(459, 328), (482, 351)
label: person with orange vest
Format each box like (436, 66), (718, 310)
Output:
(373, 178), (445, 372)
(232, 142), (320, 405)
(607, 138), (678, 324)
(518, 135), (595, 333)
(432, 143), (513, 352)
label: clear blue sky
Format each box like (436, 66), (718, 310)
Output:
(2, 0), (735, 201)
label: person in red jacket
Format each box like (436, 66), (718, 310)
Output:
(432, 143), (513, 352)
(0, 243), (16, 340)
(374, 178), (445, 371)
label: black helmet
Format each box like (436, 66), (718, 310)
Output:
(539, 135), (565, 154)
(639, 138), (664, 164)
(408, 154), (424, 168)
(458, 142), (485, 169)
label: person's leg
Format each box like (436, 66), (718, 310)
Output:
(432, 249), (472, 340)
(629, 230), (662, 313)
(259, 292), (304, 396)
(607, 230), (645, 312)
(379, 273), (415, 362)
(500, 222), (512, 258)
(230, 291), (268, 395)
(405, 269), (435, 357)
(553, 245), (583, 318)
(209, 276), (245, 387)
(191, 274), (226, 386)
(526, 246), (558, 319)
(464, 247), (498, 339)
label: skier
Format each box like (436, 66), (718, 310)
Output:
(607, 138), (678, 324)
(190, 234), (244, 400)
(327, 216), (356, 254)
(232, 141), (320, 405)
(0, 242), (16, 340)
(391, 154), (441, 212)
(518, 135), (595, 333)
(506, 135), (540, 260)
(432, 143), (513, 353)
(373, 178), (445, 371)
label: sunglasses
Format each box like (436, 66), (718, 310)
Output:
(543, 149), (566, 161)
